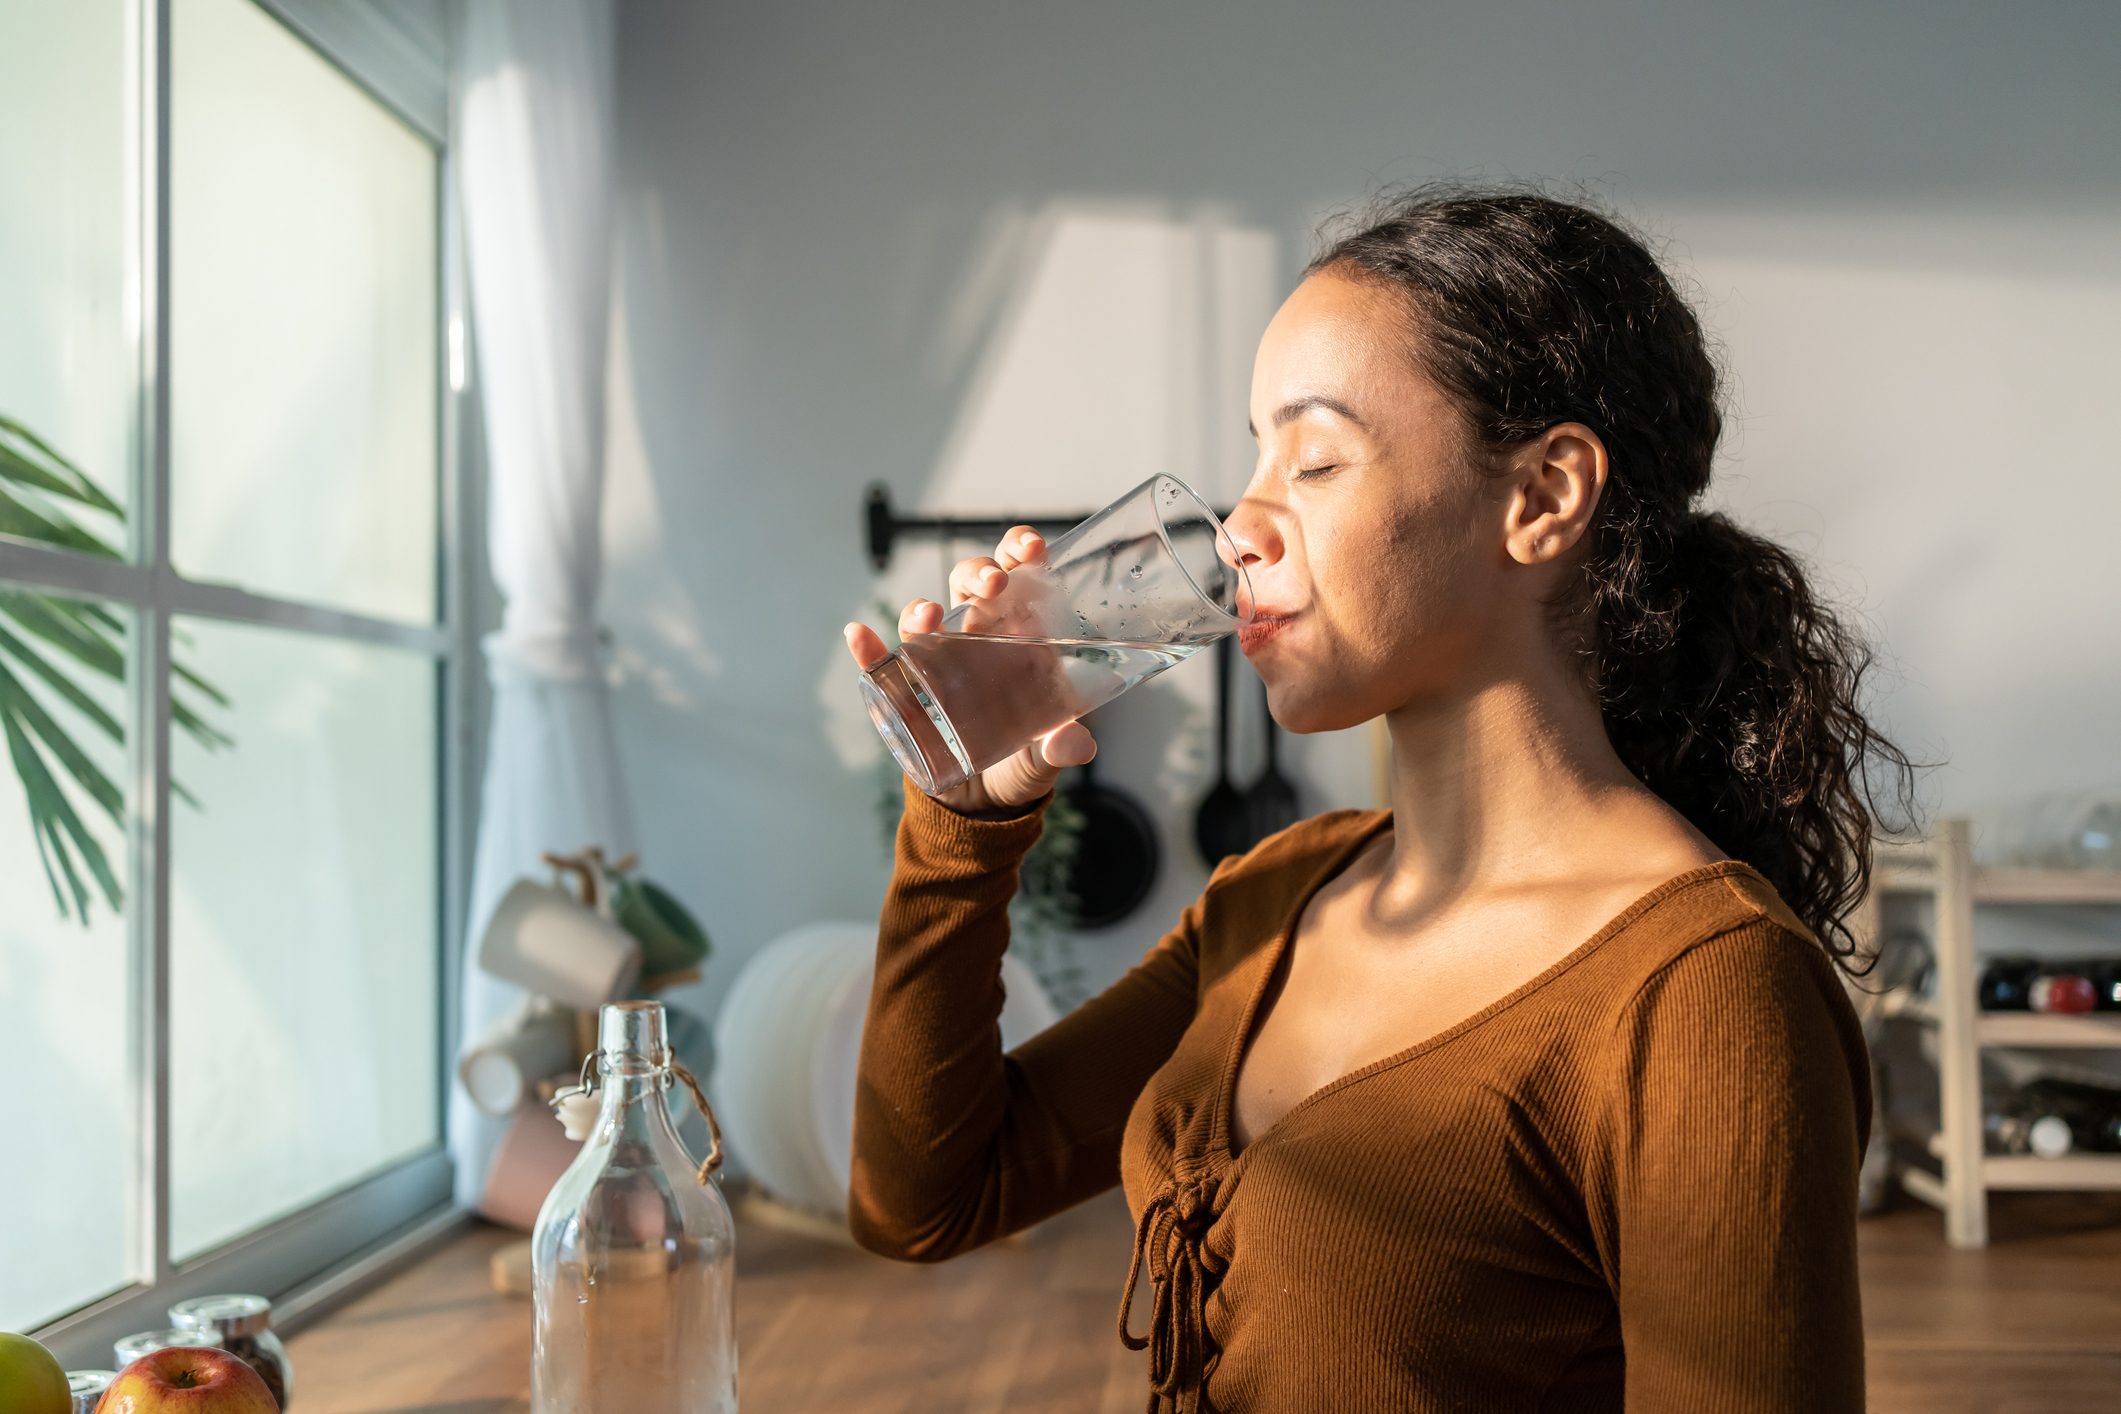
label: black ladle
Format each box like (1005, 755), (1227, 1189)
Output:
(1241, 677), (1302, 842)
(1193, 637), (1253, 868)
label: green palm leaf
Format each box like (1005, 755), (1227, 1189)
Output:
(0, 591), (230, 751)
(0, 619), (124, 744)
(0, 414), (122, 515)
(3, 709), (102, 919)
(2, 416), (234, 925)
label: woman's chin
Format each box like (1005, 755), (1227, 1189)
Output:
(1256, 675), (1387, 737)
(1255, 683), (1328, 736)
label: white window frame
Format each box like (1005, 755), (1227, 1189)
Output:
(9, 0), (480, 1367)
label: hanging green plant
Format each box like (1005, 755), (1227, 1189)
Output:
(1, 414), (233, 924)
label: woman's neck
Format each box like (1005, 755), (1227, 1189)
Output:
(1373, 657), (1655, 918)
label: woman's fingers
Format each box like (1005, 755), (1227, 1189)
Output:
(949, 555), (1009, 605)
(898, 598), (943, 639)
(843, 622), (890, 670)
(993, 525), (1046, 572)
(852, 529), (1048, 675)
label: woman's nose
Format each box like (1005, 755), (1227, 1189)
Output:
(1218, 497), (1281, 575)
(1216, 500), (1279, 620)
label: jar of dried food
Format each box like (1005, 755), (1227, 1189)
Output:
(169, 1294), (292, 1409)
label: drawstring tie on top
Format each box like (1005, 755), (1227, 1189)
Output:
(1118, 1172), (1222, 1413)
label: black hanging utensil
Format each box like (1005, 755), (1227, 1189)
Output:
(1193, 636), (1253, 868)
(1059, 709), (1162, 930)
(1241, 677), (1303, 843)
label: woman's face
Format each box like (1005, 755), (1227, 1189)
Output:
(1226, 269), (1523, 734)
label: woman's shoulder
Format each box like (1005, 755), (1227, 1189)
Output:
(1597, 860), (1855, 1031)
(1204, 806), (1391, 894)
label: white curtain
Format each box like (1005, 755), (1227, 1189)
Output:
(448, 0), (633, 1207)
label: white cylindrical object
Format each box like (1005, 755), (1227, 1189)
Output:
(711, 923), (856, 1210)
(714, 923), (1063, 1219)
(809, 950), (1060, 1208)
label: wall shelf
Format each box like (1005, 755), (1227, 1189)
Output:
(1878, 993), (2121, 1048)
(1874, 862), (2121, 906)
(1983, 1154), (2121, 1191)
(1857, 817), (2121, 1247)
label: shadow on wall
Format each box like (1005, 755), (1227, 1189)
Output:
(597, 195), (1296, 1021)
(817, 201), (1280, 769)
(606, 196), (1280, 769)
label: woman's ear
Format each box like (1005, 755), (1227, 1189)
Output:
(1503, 422), (1607, 566)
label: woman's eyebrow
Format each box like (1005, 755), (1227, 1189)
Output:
(1246, 395), (1368, 438)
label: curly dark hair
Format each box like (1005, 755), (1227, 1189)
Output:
(1308, 183), (1926, 979)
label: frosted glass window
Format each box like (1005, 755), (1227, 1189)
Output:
(0, 589), (134, 1330)
(171, 0), (439, 623)
(170, 617), (438, 1261)
(0, 0), (134, 557)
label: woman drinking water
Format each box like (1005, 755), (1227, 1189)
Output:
(839, 184), (1915, 1413)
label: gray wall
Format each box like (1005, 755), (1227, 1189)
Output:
(599, 0), (2121, 1039)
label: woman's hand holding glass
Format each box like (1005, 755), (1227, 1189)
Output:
(842, 525), (1097, 817)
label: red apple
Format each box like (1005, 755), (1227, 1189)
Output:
(94, 1347), (278, 1413)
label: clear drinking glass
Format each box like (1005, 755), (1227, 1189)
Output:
(859, 473), (1250, 796)
(531, 1001), (737, 1414)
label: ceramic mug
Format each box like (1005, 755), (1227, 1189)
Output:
(479, 878), (643, 1011)
(458, 997), (580, 1117)
(478, 1098), (583, 1232)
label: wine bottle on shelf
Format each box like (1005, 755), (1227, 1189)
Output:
(2083, 957), (2121, 1011)
(1977, 956), (2039, 1011)
(2029, 972), (2099, 1014)
(1978, 1058), (2075, 1158)
(1986, 1109), (2075, 1159)
(2018, 1076), (2121, 1154)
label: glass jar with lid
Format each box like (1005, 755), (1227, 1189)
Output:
(66, 1370), (116, 1414)
(113, 1326), (222, 1370)
(169, 1293), (292, 1409)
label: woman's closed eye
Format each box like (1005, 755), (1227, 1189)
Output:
(1293, 463), (1341, 481)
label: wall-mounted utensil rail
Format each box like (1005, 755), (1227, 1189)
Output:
(862, 482), (1234, 572)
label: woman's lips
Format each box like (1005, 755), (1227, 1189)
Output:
(1238, 612), (1296, 653)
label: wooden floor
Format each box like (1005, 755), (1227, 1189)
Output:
(284, 1182), (2121, 1413)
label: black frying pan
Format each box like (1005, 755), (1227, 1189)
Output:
(1059, 710), (1161, 929)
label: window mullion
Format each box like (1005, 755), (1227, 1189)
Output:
(131, 0), (176, 1295)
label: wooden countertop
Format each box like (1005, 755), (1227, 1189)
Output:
(282, 1182), (2121, 1413)
(282, 1180), (1147, 1413)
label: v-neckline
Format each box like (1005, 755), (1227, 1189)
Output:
(1210, 811), (1757, 1170)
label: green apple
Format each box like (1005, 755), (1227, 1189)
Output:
(0, 1332), (70, 1414)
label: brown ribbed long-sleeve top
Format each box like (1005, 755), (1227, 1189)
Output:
(849, 775), (1872, 1413)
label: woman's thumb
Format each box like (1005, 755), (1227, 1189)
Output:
(1038, 721), (1097, 770)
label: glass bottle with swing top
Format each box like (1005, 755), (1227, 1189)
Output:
(531, 999), (738, 1411)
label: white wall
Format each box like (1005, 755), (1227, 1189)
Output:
(597, 0), (2121, 1036)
